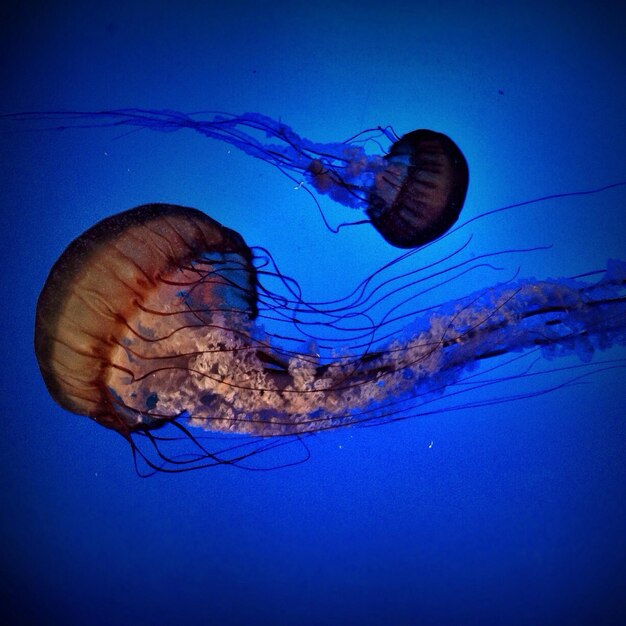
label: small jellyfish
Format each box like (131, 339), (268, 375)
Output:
(34, 203), (626, 472)
(6, 109), (468, 248)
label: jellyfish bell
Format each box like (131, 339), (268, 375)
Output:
(365, 129), (470, 249)
(34, 203), (259, 437)
(34, 202), (626, 473)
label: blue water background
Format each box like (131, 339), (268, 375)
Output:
(1, 2), (625, 624)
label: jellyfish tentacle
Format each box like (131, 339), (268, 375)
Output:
(168, 262), (626, 437)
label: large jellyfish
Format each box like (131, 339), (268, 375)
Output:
(35, 203), (626, 473)
(7, 109), (468, 248)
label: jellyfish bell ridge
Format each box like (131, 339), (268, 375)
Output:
(34, 203), (258, 433)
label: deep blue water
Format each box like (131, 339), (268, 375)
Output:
(1, 2), (625, 624)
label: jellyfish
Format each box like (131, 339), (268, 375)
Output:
(35, 203), (626, 473)
(6, 109), (468, 248)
